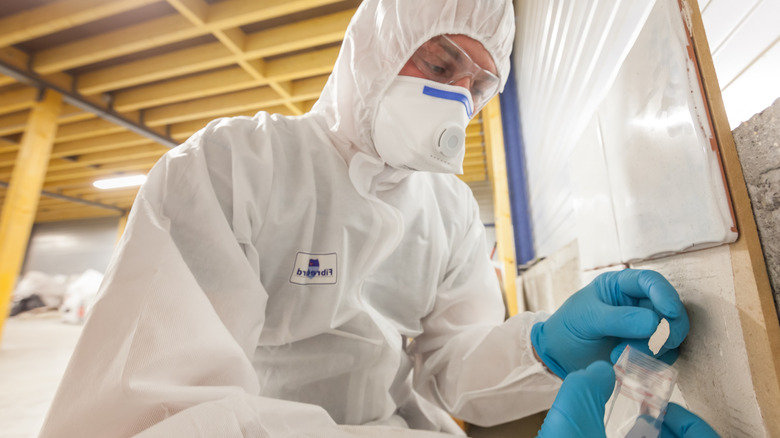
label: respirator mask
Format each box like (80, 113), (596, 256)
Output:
(372, 76), (474, 174)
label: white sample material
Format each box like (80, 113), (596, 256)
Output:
(649, 318), (671, 355)
(571, 0), (737, 270)
(38, 1), (563, 437)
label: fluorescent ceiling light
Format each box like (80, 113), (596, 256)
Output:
(93, 174), (147, 190)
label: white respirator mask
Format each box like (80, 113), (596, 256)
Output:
(372, 76), (474, 174)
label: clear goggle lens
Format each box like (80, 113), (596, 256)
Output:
(411, 35), (500, 114)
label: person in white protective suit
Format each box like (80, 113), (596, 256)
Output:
(40, 0), (696, 437)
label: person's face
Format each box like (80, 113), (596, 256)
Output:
(399, 34), (499, 111)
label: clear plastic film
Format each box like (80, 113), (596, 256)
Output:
(604, 346), (678, 438)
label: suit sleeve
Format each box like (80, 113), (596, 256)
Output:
(38, 128), (461, 438)
(409, 193), (562, 427)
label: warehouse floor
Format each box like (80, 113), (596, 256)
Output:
(0, 313), (82, 438)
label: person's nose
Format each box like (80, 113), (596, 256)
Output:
(451, 76), (473, 91)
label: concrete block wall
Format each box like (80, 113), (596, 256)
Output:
(733, 98), (780, 320)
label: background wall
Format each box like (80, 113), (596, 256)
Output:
(698, 0), (780, 129)
(22, 217), (120, 277)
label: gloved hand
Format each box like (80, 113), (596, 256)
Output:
(661, 403), (721, 438)
(531, 269), (689, 378)
(536, 361), (615, 438)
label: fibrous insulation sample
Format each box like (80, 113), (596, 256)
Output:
(649, 318), (670, 355)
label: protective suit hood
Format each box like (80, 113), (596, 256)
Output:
(311, 0), (515, 167)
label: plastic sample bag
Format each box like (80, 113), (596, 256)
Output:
(604, 346), (678, 438)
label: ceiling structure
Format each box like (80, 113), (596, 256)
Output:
(0, 0), (490, 224)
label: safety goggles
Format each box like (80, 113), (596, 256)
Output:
(410, 35), (500, 113)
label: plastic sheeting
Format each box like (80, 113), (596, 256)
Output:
(569, 0), (737, 269)
(513, 0), (657, 257)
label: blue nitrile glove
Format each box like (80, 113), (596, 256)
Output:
(531, 269), (689, 378)
(661, 403), (721, 438)
(536, 361), (615, 438)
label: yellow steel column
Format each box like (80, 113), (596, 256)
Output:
(0, 89), (62, 341)
(482, 96), (519, 316)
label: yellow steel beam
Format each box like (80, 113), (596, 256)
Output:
(0, 151), (16, 168)
(462, 163), (488, 175)
(482, 96), (518, 317)
(61, 186), (139, 199)
(34, 15), (199, 75)
(207, 0), (343, 29)
(141, 73), (326, 127)
(33, 1), (346, 75)
(263, 47), (340, 82)
(44, 157), (159, 183)
(45, 144), (165, 172)
(0, 88), (38, 116)
(54, 119), (129, 143)
(0, 106), (94, 137)
(165, 0), (209, 25)
(114, 69), (328, 117)
(466, 124), (482, 138)
(0, 111), (28, 137)
(457, 172), (487, 183)
(113, 67), (255, 112)
(78, 43), (235, 95)
(52, 132), (150, 158)
(462, 157), (486, 168)
(0, 74), (15, 87)
(242, 8), (353, 57)
(0, 0), (159, 49)
(0, 90), (62, 341)
(76, 12), (348, 95)
(144, 88), (284, 127)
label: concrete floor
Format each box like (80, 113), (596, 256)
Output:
(0, 312), (82, 438)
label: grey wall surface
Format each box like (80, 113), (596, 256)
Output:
(733, 98), (780, 319)
(22, 217), (120, 276)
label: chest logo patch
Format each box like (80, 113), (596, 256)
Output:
(289, 252), (338, 285)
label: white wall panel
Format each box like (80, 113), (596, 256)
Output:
(709, 0), (780, 86)
(700, 0), (780, 128)
(700, 0), (760, 49)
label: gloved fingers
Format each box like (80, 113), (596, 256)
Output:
(557, 361), (616, 411)
(660, 403), (722, 438)
(609, 342), (680, 365)
(582, 361), (617, 400)
(609, 270), (685, 319)
(592, 305), (660, 339)
(536, 361), (616, 438)
(601, 269), (690, 349)
(664, 312), (690, 350)
(656, 347), (680, 365)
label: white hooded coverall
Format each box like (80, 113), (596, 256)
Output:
(39, 0), (561, 436)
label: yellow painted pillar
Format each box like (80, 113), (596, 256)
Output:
(0, 89), (62, 342)
(482, 96), (520, 316)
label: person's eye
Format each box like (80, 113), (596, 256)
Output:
(423, 60), (449, 76)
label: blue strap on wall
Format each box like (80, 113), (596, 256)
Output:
(498, 57), (535, 266)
